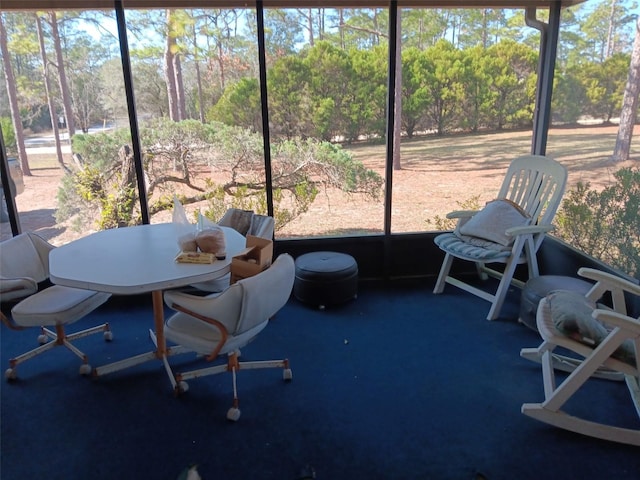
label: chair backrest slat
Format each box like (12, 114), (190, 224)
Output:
(499, 155), (568, 226)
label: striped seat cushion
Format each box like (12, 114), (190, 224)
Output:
(434, 232), (513, 261)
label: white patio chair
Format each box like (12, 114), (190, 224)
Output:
(433, 155), (568, 320)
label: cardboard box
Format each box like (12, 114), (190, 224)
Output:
(230, 235), (273, 283)
(245, 235), (273, 267)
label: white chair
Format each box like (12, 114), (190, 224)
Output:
(163, 253), (295, 421)
(433, 155), (568, 320)
(218, 208), (275, 239)
(191, 209), (275, 293)
(0, 232), (112, 380)
(520, 267), (640, 446)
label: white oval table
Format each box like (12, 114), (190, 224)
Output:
(49, 223), (246, 385)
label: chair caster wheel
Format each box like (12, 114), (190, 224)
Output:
(37, 334), (48, 345)
(5, 368), (17, 381)
(178, 381), (189, 394)
(79, 364), (92, 376)
(283, 368), (293, 381)
(227, 407), (241, 421)
(104, 331), (113, 341)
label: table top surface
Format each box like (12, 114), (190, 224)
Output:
(49, 223), (246, 294)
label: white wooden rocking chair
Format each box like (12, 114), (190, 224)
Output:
(520, 267), (640, 446)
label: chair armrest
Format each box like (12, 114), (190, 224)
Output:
(578, 268), (640, 315)
(593, 309), (640, 336)
(578, 268), (640, 295)
(0, 277), (38, 302)
(505, 224), (554, 237)
(445, 210), (478, 220)
(168, 301), (229, 361)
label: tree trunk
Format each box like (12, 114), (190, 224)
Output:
(36, 14), (69, 173)
(393, 10), (402, 171)
(174, 53), (186, 121)
(612, 17), (640, 162)
(49, 11), (75, 137)
(164, 10), (179, 122)
(339, 9), (345, 50)
(216, 40), (226, 91)
(606, 0), (617, 59)
(193, 28), (205, 123)
(115, 145), (137, 227)
(0, 14), (30, 176)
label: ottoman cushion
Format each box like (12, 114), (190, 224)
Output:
(294, 251), (358, 309)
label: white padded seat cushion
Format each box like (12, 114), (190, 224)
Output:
(11, 286), (111, 327)
(549, 290), (636, 366)
(459, 198), (531, 246)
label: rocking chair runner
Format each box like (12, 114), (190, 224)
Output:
(520, 267), (640, 446)
(433, 155), (568, 320)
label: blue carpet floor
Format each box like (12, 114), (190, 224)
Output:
(1, 278), (639, 480)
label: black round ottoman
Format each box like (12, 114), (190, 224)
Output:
(520, 275), (593, 332)
(294, 251), (358, 309)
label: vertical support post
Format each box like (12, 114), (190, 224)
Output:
(114, 0), (150, 224)
(527, 3), (561, 156)
(0, 128), (21, 235)
(383, 1), (399, 277)
(256, 1), (274, 219)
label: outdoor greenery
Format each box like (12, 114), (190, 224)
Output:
(56, 119), (383, 231)
(424, 167), (640, 278)
(1, 2), (639, 275)
(555, 167), (640, 277)
(1, 3), (637, 148)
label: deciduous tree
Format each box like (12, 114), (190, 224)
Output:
(0, 14), (29, 175)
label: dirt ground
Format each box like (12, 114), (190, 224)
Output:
(1, 125), (637, 246)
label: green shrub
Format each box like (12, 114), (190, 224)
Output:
(57, 120), (382, 233)
(426, 195), (481, 231)
(555, 167), (640, 277)
(0, 117), (16, 153)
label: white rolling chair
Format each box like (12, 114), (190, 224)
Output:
(1, 232), (112, 380)
(190, 209), (275, 293)
(163, 253), (294, 421)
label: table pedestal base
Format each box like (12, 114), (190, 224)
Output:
(92, 329), (190, 391)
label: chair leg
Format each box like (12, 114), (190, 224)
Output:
(475, 262), (488, 281)
(227, 353), (241, 421)
(433, 253), (453, 294)
(171, 350), (292, 421)
(5, 322), (112, 381)
(486, 254), (520, 320)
